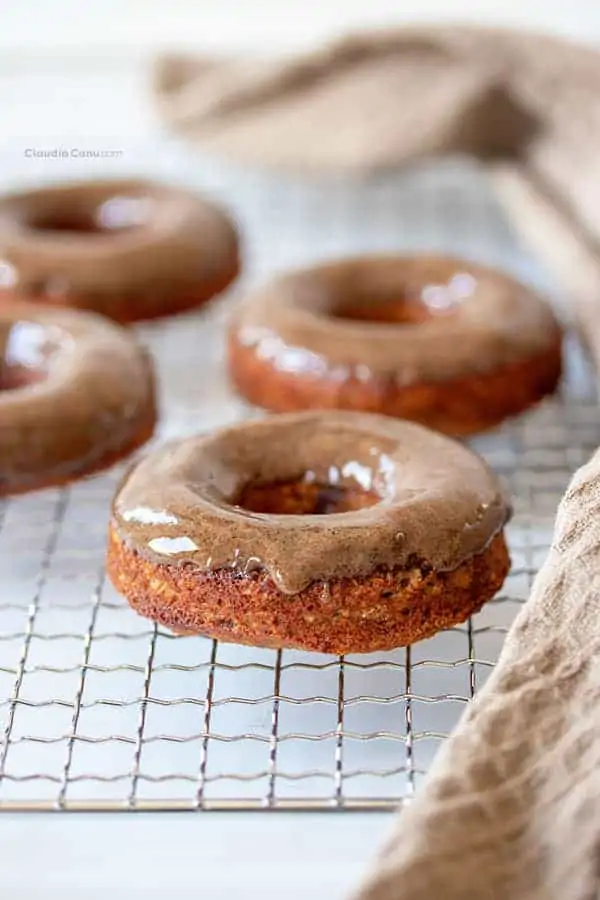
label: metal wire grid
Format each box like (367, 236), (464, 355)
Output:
(0, 156), (597, 810)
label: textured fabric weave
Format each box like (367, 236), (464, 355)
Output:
(352, 446), (600, 899)
(155, 25), (600, 325)
(155, 26), (600, 252)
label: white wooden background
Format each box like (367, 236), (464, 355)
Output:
(2, 0), (600, 60)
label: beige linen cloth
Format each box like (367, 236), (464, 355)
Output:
(156, 27), (600, 900)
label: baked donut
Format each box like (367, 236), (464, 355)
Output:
(228, 255), (562, 436)
(107, 411), (511, 654)
(0, 302), (156, 494)
(0, 179), (240, 323)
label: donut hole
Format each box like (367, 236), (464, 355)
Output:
(235, 475), (381, 515)
(0, 364), (45, 391)
(0, 321), (64, 392)
(216, 417), (396, 516)
(332, 292), (431, 324)
(329, 272), (476, 324)
(29, 210), (105, 234)
(27, 195), (150, 236)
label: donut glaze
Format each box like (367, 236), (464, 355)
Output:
(0, 303), (156, 494)
(228, 255), (562, 436)
(0, 179), (240, 323)
(107, 412), (511, 653)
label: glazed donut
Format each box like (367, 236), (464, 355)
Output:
(0, 179), (240, 323)
(0, 303), (156, 494)
(107, 411), (511, 654)
(228, 255), (562, 436)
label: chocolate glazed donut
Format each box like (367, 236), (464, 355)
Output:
(0, 179), (240, 323)
(228, 255), (563, 436)
(0, 303), (156, 494)
(107, 411), (511, 654)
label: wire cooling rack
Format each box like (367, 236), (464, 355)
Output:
(0, 156), (598, 811)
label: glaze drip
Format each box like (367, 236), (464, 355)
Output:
(111, 411), (511, 595)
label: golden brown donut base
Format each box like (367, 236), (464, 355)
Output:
(228, 332), (562, 436)
(0, 262), (239, 325)
(107, 528), (510, 655)
(1, 404), (156, 496)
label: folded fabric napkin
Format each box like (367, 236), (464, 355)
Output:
(352, 443), (600, 900)
(155, 26), (600, 323)
(156, 26), (600, 899)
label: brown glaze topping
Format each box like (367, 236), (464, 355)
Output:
(231, 255), (561, 385)
(0, 302), (154, 486)
(111, 411), (510, 594)
(0, 179), (239, 317)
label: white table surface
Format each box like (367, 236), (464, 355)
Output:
(4, 0), (600, 57)
(0, 812), (392, 898)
